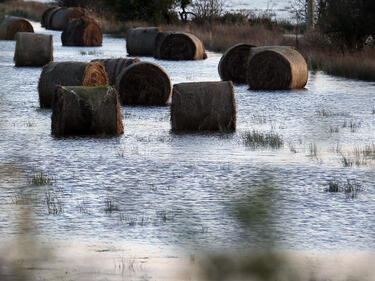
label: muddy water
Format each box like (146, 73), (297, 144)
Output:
(0, 22), (374, 253)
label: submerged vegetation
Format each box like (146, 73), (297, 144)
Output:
(242, 130), (283, 149)
(325, 179), (364, 199)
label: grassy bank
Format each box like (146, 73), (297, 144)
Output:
(2, 0), (374, 82)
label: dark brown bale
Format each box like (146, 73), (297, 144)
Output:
(0, 16), (34, 40)
(52, 86), (124, 137)
(49, 7), (86, 31)
(171, 81), (236, 132)
(14, 32), (53, 67)
(126, 27), (162, 56)
(247, 46), (308, 90)
(153, 31), (174, 59)
(218, 43), (255, 84)
(158, 32), (207, 60)
(61, 16), (102, 47)
(116, 62), (171, 106)
(44, 7), (61, 29)
(41, 7), (57, 28)
(91, 58), (140, 86)
(38, 61), (109, 108)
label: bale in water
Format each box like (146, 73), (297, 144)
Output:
(153, 31), (173, 59)
(171, 81), (236, 132)
(52, 86), (124, 137)
(49, 7), (86, 30)
(116, 62), (171, 105)
(14, 32), (53, 67)
(0, 16), (34, 40)
(41, 7), (57, 27)
(91, 58), (140, 86)
(126, 27), (162, 56)
(38, 61), (109, 108)
(158, 32), (207, 60)
(218, 43), (255, 84)
(247, 46), (308, 90)
(61, 16), (102, 47)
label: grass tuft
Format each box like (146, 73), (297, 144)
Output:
(242, 130), (283, 149)
(104, 199), (120, 213)
(325, 180), (364, 199)
(29, 171), (53, 186)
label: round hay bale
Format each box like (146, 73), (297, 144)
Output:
(91, 58), (141, 86)
(171, 81), (236, 132)
(61, 16), (102, 47)
(38, 61), (109, 108)
(52, 86), (124, 137)
(153, 31), (174, 59)
(0, 16), (34, 40)
(247, 46), (308, 90)
(44, 7), (61, 29)
(158, 32), (207, 60)
(218, 43), (255, 84)
(41, 6), (57, 28)
(126, 27), (162, 56)
(14, 32), (53, 67)
(116, 62), (172, 106)
(49, 7), (86, 31)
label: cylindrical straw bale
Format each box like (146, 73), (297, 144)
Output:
(158, 32), (207, 60)
(38, 61), (109, 108)
(218, 43), (255, 84)
(41, 7), (57, 27)
(49, 7), (86, 30)
(116, 62), (172, 106)
(52, 86), (124, 137)
(247, 46), (308, 90)
(61, 16), (102, 47)
(126, 27), (162, 56)
(91, 58), (140, 86)
(171, 81), (236, 132)
(153, 31), (174, 59)
(14, 32), (53, 67)
(0, 16), (34, 40)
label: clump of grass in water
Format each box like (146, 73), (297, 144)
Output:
(45, 188), (63, 215)
(242, 130), (283, 149)
(342, 120), (362, 132)
(104, 199), (120, 213)
(325, 180), (364, 199)
(29, 171), (53, 186)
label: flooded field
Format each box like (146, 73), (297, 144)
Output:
(0, 21), (374, 263)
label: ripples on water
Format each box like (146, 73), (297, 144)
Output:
(0, 22), (374, 252)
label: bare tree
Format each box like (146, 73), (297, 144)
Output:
(191, 0), (226, 21)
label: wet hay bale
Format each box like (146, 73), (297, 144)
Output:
(38, 61), (109, 108)
(171, 81), (236, 132)
(49, 7), (86, 30)
(0, 16), (34, 40)
(14, 32), (53, 67)
(126, 27), (162, 56)
(116, 62), (172, 106)
(153, 31), (174, 59)
(52, 86), (124, 137)
(41, 7), (57, 28)
(91, 58), (140, 86)
(218, 43), (255, 84)
(247, 46), (308, 90)
(61, 16), (102, 47)
(158, 32), (207, 60)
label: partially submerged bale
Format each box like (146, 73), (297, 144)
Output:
(247, 46), (308, 90)
(171, 81), (236, 132)
(91, 58), (140, 86)
(49, 7), (86, 30)
(116, 62), (172, 105)
(52, 86), (124, 137)
(218, 43), (255, 84)
(0, 16), (34, 40)
(158, 32), (207, 60)
(126, 27), (162, 56)
(153, 31), (174, 59)
(38, 61), (109, 108)
(61, 16), (102, 47)
(14, 32), (53, 67)
(41, 7), (57, 27)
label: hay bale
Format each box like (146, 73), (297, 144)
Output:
(91, 58), (140, 86)
(38, 61), (109, 108)
(126, 27), (162, 56)
(0, 16), (34, 40)
(153, 31), (174, 59)
(41, 7), (57, 28)
(14, 32), (53, 67)
(247, 46), (308, 90)
(171, 81), (236, 132)
(218, 43), (255, 84)
(49, 7), (86, 30)
(43, 7), (60, 29)
(158, 32), (207, 60)
(52, 86), (124, 137)
(61, 16), (102, 47)
(116, 62), (171, 105)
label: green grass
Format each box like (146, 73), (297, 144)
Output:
(242, 130), (283, 149)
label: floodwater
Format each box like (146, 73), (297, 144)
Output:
(0, 22), (375, 256)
